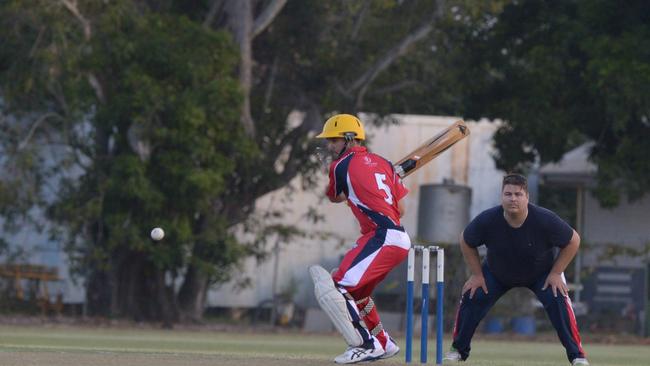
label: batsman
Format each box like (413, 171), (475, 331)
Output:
(310, 114), (411, 364)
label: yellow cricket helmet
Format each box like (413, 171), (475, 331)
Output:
(316, 114), (365, 141)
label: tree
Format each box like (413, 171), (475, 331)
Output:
(455, 0), (650, 206)
(172, 0), (486, 319)
(1, 0), (246, 323)
(1, 0), (496, 321)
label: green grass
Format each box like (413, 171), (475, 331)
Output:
(0, 325), (647, 365)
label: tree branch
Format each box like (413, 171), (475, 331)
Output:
(46, 82), (70, 116)
(60, 0), (91, 41)
(28, 26), (46, 58)
(225, 0), (256, 137)
(203, 0), (225, 29)
(349, 0), (446, 110)
(369, 80), (421, 96)
(262, 56), (279, 113)
(350, 0), (372, 41)
(252, 0), (288, 38)
(59, 1), (105, 104)
(266, 98), (322, 161)
(334, 79), (354, 101)
(18, 112), (61, 151)
(275, 106), (322, 183)
(87, 73), (105, 104)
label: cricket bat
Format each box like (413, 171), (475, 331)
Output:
(394, 120), (470, 178)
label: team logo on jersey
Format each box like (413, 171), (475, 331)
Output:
(363, 156), (377, 167)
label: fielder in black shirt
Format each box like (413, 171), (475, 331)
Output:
(445, 174), (589, 366)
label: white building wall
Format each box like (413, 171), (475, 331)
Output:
(207, 115), (504, 308)
(583, 192), (650, 246)
(582, 191), (650, 267)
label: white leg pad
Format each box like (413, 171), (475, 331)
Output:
(309, 265), (363, 347)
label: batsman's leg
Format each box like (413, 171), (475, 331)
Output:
(309, 265), (367, 347)
(342, 244), (409, 359)
(355, 296), (399, 359)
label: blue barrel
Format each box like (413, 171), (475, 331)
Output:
(511, 316), (536, 335)
(483, 317), (504, 334)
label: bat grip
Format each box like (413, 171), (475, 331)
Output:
(395, 159), (417, 178)
(395, 164), (406, 178)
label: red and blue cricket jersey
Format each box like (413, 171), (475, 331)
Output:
(326, 146), (412, 349)
(326, 146), (408, 234)
(327, 146), (411, 295)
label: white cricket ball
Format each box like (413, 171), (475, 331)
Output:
(150, 227), (165, 241)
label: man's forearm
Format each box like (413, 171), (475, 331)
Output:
(550, 230), (580, 274)
(460, 238), (483, 277)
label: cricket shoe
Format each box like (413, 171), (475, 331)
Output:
(334, 346), (384, 364)
(379, 337), (400, 359)
(443, 346), (464, 362)
(572, 358), (590, 366)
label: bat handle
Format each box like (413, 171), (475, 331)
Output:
(395, 159), (417, 178)
(394, 164), (406, 178)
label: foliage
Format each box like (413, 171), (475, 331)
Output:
(455, 0), (650, 206)
(1, 0), (247, 319)
(0, 0), (471, 320)
(3, 0), (647, 321)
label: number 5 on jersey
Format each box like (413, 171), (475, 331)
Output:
(375, 173), (394, 204)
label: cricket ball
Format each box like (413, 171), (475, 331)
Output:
(150, 227), (165, 241)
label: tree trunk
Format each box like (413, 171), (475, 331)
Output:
(114, 252), (145, 321)
(154, 267), (178, 328)
(85, 267), (111, 317)
(177, 263), (209, 322)
(131, 256), (147, 320)
(225, 0), (255, 136)
(86, 218), (111, 317)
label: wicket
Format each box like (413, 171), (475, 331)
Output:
(405, 245), (444, 364)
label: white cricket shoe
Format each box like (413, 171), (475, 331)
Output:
(334, 346), (384, 364)
(572, 358), (590, 366)
(443, 348), (463, 362)
(379, 337), (400, 359)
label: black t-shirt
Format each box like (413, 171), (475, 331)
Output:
(463, 204), (574, 287)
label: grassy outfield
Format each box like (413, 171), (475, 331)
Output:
(0, 325), (648, 366)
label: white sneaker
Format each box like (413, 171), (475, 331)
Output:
(572, 358), (590, 366)
(443, 348), (463, 362)
(334, 346), (384, 364)
(379, 337), (400, 359)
